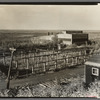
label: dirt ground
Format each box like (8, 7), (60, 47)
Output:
(9, 65), (85, 88)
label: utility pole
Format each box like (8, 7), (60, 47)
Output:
(6, 48), (16, 89)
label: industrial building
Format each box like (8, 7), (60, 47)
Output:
(57, 30), (88, 45)
(31, 30), (88, 46)
(85, 54), (100, 84)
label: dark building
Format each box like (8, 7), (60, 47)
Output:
(85, 54), (100, 85)
(72, 33), (88, 45)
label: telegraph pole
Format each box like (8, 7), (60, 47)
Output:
(7, 48), (16, 89)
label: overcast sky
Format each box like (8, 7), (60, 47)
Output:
(0, 4), (100, 30)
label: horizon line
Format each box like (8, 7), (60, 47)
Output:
(0, 29), (100, 31)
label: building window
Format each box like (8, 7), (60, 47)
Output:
(92, 67), (99, 76)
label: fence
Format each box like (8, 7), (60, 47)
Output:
(0, 47), (93, 78)
(5, 47), (92, 78)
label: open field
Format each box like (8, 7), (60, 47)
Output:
(0, 30), (100, 50)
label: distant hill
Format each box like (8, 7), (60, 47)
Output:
(0, 29), (100, 40)
(0, 30), (61, 38)
(0, 30), (60, 34)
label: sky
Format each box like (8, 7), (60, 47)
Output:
(0, 4), (100, 30)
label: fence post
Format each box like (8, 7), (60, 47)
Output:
(33, 53), (35, 62)
(15, 61), (19, 78)
(32, 54), (35, 74)
(23, 54), (26, 63)
(79, 51), (81, 56)
(75, 57), (78, 64)
(29, 51), (31, 57)
(84, 56), (86, 62)
(37, 62), (39, 68)
(78, 51), (81, 64)
(26, 58), (29, 77)
(84, 50), (86, 55)
(13, 55), (16, 62)
(72, 57), (74, 66)
(66, 55), (69, 64)
(55, 51), (58, 69)
(64, 58), (66, 67)
(3, 52), (6, 65)
(26, 58), (29, 69)
(55, 61), (57, 70)
(43, 63), (46, 72)
(15, 61), (18, 69)
(83, 50), (86, 63)
(21, 51), (23, 59)
(32, 65), (34, 74)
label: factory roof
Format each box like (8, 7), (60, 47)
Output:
(61, 30), (88, 34)
(66, 30), (83, 33)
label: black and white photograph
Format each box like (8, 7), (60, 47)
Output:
(0, 4), (100, 98)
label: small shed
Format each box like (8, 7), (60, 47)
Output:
(85, 54), (100, 84)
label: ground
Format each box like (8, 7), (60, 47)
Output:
(10, 65), (84, 88)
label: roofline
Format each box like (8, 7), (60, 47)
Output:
(85, 61), (100, 67)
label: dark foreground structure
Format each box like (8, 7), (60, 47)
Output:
(85, 54), (100, 85)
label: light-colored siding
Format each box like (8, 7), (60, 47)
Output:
(57, 33), (72, 45)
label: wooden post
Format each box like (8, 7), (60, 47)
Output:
(29, 51), (31, 57)
(46, 55), (47, 62)
(15, 61), (19, 78)
(55, 52), (58, 69)
(84, 56), (86, 63)
(75, 57), (78, 64)
(3, 52), (6, 65)
(66, 55), (69, 64)
(13, 55), (16, 62)
(84, 50), (86, 56)
(64, 58), (66, 67)
(33, 53), (35, 61)
(23, 54), (26, 63)
(79, 51), (81, 56)
(37, 63), (39, 69)
(32, 65), (34, 74)
(26, 59), (29, 69)
(72, 57), (74, 66)
(43, 63), (46, 72)
(7, 48), (16, 89)
(77, 55), (79, 64)
(32, 54), (35, 74)
(78, 51), (81, 64)
(26, 58), (29, 77)
(58, 44), (61, 50)
(21, 51), (23, 59)
(15, 61), (18, 69)
(55, 61), (57, 70)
